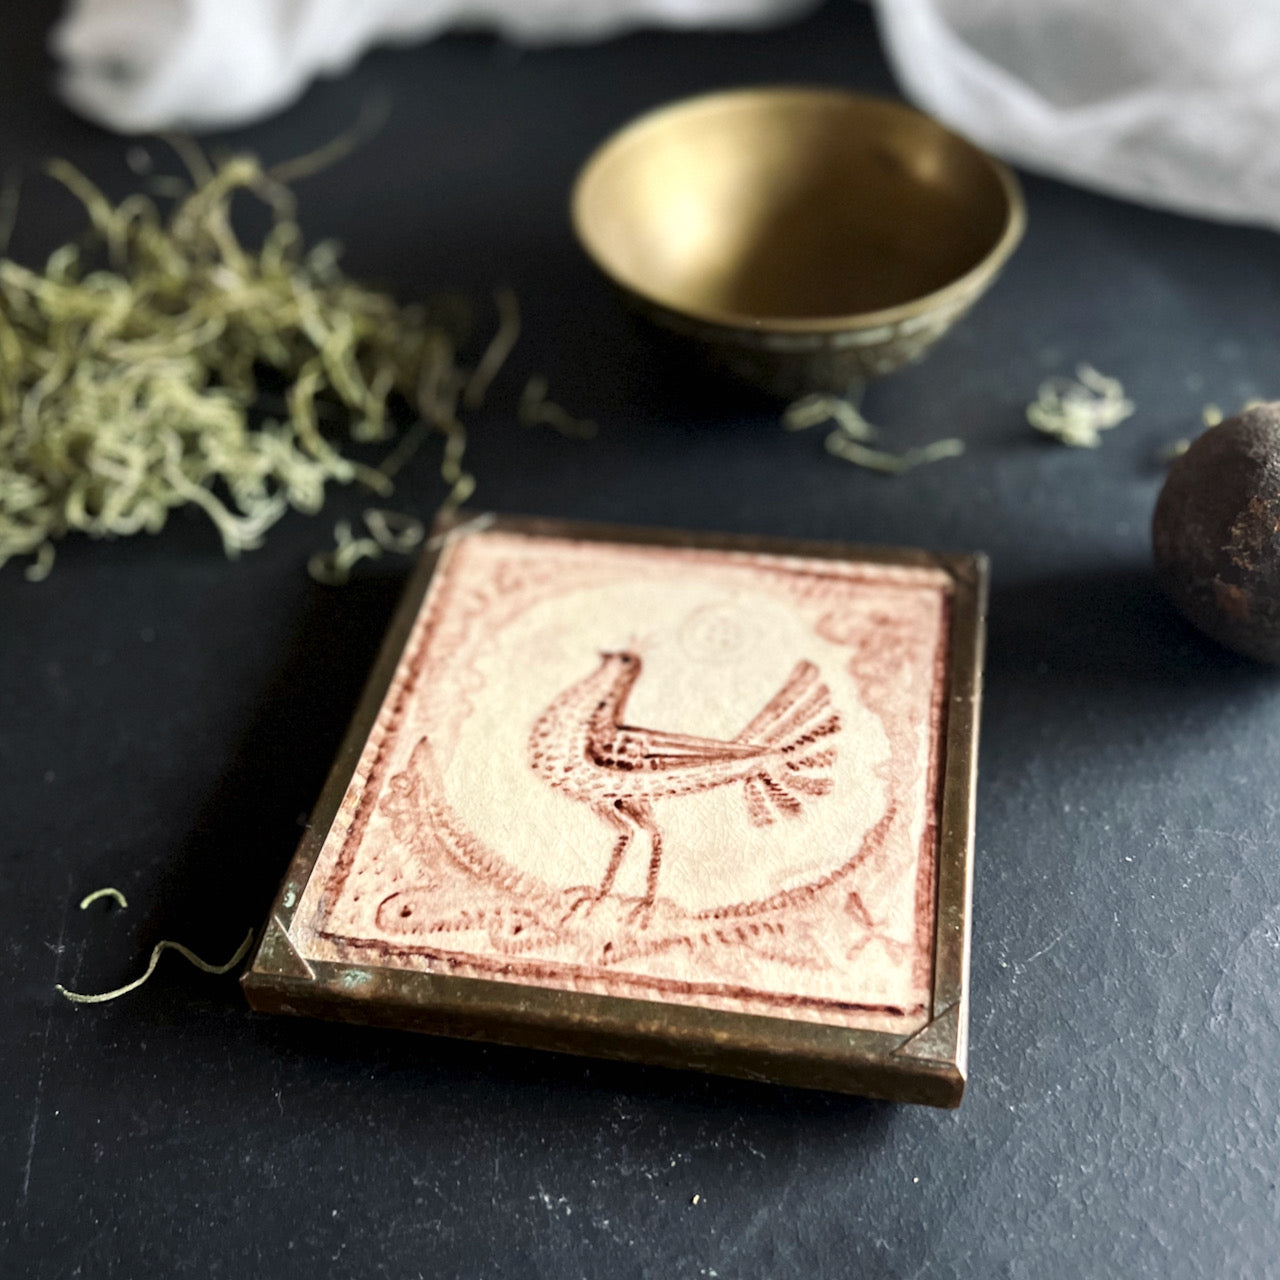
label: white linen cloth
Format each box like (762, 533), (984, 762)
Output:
(50, 0), (1280, 229)
(51, 0), (813, 133)
(875, 0), (1280, 229)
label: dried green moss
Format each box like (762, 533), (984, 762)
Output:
(783, 393), (964, 474)
(1027, 364), (1134, 447)
(57, 929), (254, 1004)
(0, 142), (506, 577)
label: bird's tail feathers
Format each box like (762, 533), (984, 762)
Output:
(738, 661), (841, 826)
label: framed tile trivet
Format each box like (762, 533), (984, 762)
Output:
(243, 514), (986, 1106)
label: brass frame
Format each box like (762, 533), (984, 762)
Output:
(242, 515), (987, 1107)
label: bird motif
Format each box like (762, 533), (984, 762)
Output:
(528, 651), (841, 920)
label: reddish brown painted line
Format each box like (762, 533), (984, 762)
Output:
(911, 594), (953, 992)
(319, 930), (923, 1019)
(314, 534), (951, 1022)
(695, 800), (897, 921)
(543, 537), (955, 593)
(322, 542), (463, 909)
(527, 652), (842, 905)
(324, 537), (949, 914)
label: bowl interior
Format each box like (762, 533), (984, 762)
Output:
(573, 90), (1019, 327)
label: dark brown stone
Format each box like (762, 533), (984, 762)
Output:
(1153, 403), (1280, 663)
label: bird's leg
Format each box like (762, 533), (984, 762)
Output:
(596, 801), (635, 899)
(561, 801), (633, 921)
(620, 798), (662, 927)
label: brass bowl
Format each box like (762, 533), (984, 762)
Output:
(571, 87), (1025, 398)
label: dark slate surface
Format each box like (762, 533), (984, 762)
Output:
(4, 3), (1279, 1277)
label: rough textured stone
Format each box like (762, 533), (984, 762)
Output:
(1153, 404), (1280, 664)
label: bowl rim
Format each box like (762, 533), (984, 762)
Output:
(570, 85), (1027, 335)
